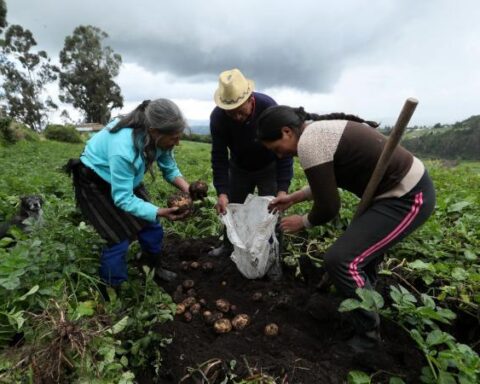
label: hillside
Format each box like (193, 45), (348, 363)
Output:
(402, 115), (480, 160)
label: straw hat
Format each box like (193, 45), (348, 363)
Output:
(214, 69), (255, 110)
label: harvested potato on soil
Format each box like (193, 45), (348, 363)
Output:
(202, 310), (212, 322)
(182, 279), (195, 289)
(204, 311), (223, 325)
(230, 304), (237, 314)
(199, 298), (207, 306)
(180, 261), (189, 271)
(190, 261), (200, 269)
(202, 261), (214, 272)
(190, 303), (201, 314)
(231, 314), (250, 330)
(215, 299), (231, 313)
(167, 192), (193, 213)
(186, 288), (196, 297)
(183, 311), (193, 322)
(182, 297), (196, 308)
(213, 318), (232, 334)
(175, 303), (186, 315)
(264, 323), (279, 336)
(188, 180), (209, 200)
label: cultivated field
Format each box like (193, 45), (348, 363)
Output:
(0, 139), (479, 383)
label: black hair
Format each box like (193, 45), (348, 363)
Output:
(257, 105), (379, 142)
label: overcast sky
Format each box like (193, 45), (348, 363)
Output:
(5, 0), (480, 126)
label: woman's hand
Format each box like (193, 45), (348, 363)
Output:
(215, 194), (229, 215)
(268, 193), (295, 213)
(157, 207), (189, 221)
(279, 215), (305, 233)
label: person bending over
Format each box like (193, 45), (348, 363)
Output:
(257, 105), (435, 351)
(66, 99), (192, 288)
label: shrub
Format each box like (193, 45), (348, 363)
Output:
(0, 118), (40, 145)
(44, 124), (82, 143)
(0, 117), (14, 144)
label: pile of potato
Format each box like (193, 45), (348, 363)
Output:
(174, 277), (278, 336)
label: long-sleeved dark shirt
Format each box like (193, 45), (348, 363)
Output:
(210, 92), (293, 196)
(298, 120), (424, 226)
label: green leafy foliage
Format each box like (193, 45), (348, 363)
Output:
(58, 25), (123, 124)
(403, 115), (480, 160)
(44, 124), (83, 143)
(0, 0), (6, 33)
(0, 25), (58, 131)
(0, 117), (40, 145)
(0, 138), (479, 382)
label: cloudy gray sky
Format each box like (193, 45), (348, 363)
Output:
(5, 0), (480, 126)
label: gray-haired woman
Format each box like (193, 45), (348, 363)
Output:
(66, 99), (191, 289)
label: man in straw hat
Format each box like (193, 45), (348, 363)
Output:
(208, 68), (293, 257)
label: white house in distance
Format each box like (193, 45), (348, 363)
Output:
(75, 123), (103, 133)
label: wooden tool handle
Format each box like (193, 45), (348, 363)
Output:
(353, 97), (419, 220)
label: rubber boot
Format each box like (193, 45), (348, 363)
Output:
(137, 250), (177, 282)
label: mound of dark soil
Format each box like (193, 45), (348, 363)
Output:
(141, 235), (425, 383)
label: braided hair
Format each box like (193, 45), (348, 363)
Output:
(257, 105), (379, 142)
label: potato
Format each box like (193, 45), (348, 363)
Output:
(213, 318), (232, 334)
(190, 261), (200, 269)
(215, 299), (230, 313)
(182, 279), (195, 289)
(182, 296), (196, 308)
(175, 303), (186, 315)
(202, 261), (214, 272)
(264, 323), (279, 336)
(189, 180), (208, 200)
(199, 298), (207, 306)
(190, 303), (201, 315)
(186, 288), (197, 297)
(184, 311), (193, 322)
(231, 314), (250, 330)
(252, 292), (263, 302)
(230, 304), (237, 314)
(221, 281), (227, 286)
(180, 261), (190, 271)
(204, 311), (223, 325)
(202, 310), (213, 323)
(167, 192), (193, 213)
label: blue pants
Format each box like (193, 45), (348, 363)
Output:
(99, 223), (164, 285)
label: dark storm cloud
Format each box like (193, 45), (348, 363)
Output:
(4, 0), (429, 91)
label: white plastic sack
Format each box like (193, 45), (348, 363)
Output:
(221, 194), (281, 279)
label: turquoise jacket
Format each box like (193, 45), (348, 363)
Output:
(80, 120), (182, 223)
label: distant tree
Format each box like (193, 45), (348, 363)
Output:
(60, 109), (73, 125)
(433, 122), (442, 129)
(0, 0), (7, 33)
(58, 25), (123, 124)
(0, 25), (58, 131)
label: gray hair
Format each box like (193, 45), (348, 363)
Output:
(145, 98), (187, 135)
(110, 98), (187, 177)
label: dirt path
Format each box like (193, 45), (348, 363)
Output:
(144, 235), (424, 383)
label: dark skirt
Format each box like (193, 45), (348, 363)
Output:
(65, 159), (152, 245)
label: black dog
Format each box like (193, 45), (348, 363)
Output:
(0, 195), (44, 239)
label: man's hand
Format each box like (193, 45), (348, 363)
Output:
(157, 207), (189, 221)
(279, 215), (305, 233)
(268, 193), (295, 213)
(215, 194), (229, 215)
